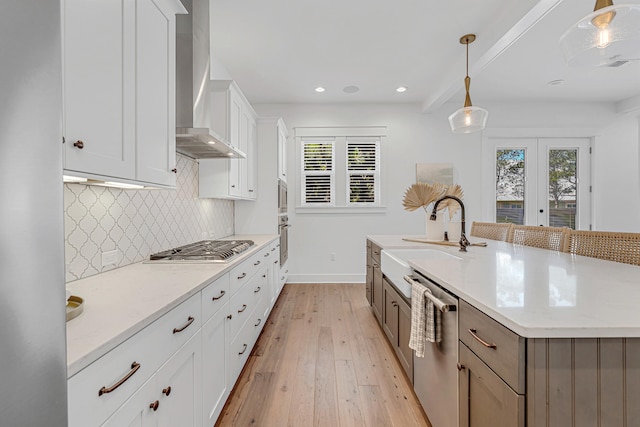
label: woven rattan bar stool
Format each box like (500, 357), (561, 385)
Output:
(469, 221), (512, 242)
(508, 225), (569, 251)
(562, 230), (640, 266)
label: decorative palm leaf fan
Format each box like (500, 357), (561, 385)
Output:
(402, 182), (447, 213)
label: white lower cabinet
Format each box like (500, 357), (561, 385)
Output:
(202, 302), (230, 426)
(101, 331), (202, 427)
(156, 331), (202, 427)
(69, 240), (279, 427)
(101, 375), (158, 427)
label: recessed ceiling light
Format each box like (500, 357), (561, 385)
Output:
(547, 79), (565, 86)
(343, 85), (359, 93)
(315, 86), (325, 93)
(396, 86), (408, 92)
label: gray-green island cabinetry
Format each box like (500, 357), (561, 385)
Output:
(366, 235), (640, 427)
(366, 239), (413, 382)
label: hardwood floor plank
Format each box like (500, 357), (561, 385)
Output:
(335, 359), (367, 426)
(216, 283), (430, 427)
(313, 325), (339, 427)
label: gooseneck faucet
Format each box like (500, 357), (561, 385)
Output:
(430, 195), (470, 252)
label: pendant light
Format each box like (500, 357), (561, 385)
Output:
(559, 0), (640, 67)
(448, 34), (488, 134)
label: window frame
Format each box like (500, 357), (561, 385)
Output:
(294, 127), (387, 214)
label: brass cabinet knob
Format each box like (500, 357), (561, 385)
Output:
(73, 140), (84, 149)
(171, 168), (177, 173)
(457, 363), (465, 371)
(149, 400), (159, 411)
(162, 386), (171, 396)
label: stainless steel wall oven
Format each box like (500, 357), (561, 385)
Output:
(278, 179), (287, 214)
(278, 215), (289, 265)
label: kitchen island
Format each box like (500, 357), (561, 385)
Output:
(367, 235), (640, 427)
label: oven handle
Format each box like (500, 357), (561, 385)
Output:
(403, 275), (456, 313)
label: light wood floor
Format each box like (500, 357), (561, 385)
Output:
(216, 283), (431, 427)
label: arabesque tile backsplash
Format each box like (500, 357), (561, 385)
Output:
(64, 154), (234, 282)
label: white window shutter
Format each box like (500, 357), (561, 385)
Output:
(346, 139), (380, 205)
(301, 140), (335, 205)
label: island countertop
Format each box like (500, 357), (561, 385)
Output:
(367, 235), (640, 338)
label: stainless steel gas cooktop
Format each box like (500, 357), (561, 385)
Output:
(148, 240), (254, 263)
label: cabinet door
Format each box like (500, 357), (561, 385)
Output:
(459, 343), (524, 427)
(277, 123), (288, 182)
(245, 115), (257, 199)
(372, 265), (383, 325)
(365, 260), (373, 305)
(202, 304), (230, 427)
(382, 280), (399, 346)
(397, 297), (414, 382)
(63, 0), (135, 179)
(156, 331), (203, 427)
(135, 0), (177, 187)
(100, 376), (157, 427)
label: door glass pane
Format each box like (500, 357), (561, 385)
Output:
(496, 149), (525, 224)
(548, 149), (577, 229)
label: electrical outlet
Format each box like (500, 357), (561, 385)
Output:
(101, 250), (119, 268)
(330, 252), (336, 261)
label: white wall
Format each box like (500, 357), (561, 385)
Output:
(253, 101), (636, 283)
(592, 114), (640, 232)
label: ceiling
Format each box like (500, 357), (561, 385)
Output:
(209, 0), (640, 109)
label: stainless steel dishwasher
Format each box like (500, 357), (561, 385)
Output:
(405, 273), (459, 427)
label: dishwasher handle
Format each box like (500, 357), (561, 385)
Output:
(403, 275), (456, 313)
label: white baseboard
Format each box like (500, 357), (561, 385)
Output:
(286, 273), (365, 284)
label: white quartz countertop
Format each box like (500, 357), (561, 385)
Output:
(367, 235), (640, 338)
(65, 235), (278, 377)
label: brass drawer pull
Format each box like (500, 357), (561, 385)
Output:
(274, 260), (278, 264)
(254, 286), (261, 293)
(149, 400), (159, 411)
(238, 304), (247, 313)
(457, 363), (466, 371)
(98, 361), (140, 396)
(237, 272), (247, 280)
(264, 252), (270, 257)
(255, 318), (262, 327)
(271, 247), (276, 252)
(254, 260), (261, 266)
(468, 328), (497, 349)
(212, 290), (226, 301)
(173, 316), (195, 334)
(238, 344), (248, 355)
(73, 140), (84, 149)
(162, 386), (171, 396)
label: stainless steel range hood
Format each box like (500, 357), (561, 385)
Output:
(175, 0), (245, 159)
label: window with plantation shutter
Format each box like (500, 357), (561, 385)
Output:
(301, 140), (335, 205)
(296, 127), (386, 213)
(346, 139), (380, 205)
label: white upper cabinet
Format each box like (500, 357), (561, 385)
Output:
(277, 121), (288, 183)
(62, 0), (185, 188)
(199, 81), (257, 200)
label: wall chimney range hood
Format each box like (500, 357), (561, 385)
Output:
(175, 0), (245, 159)
(176, 127), (246, 159)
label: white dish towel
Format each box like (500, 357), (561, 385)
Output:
(409, 281), (442, 358)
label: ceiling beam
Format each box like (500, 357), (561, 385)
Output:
(421, 0), (564, 113)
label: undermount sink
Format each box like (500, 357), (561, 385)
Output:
(381, 248), (461, 298)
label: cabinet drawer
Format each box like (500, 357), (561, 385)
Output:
(229, 247), (268, 293)
(459, 299), (525, 393)
(229, 318), (255, 384)
(68, 292), (201, 427)
(202, 273), (230, 322)
(228, 267), (267, 341)
(371, 242), (381, 264)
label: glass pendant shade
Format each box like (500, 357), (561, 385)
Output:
(560, 4), (640, 67)
(448, 106), (489, 134)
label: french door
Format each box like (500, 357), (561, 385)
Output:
(483, 138), (591, 230)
